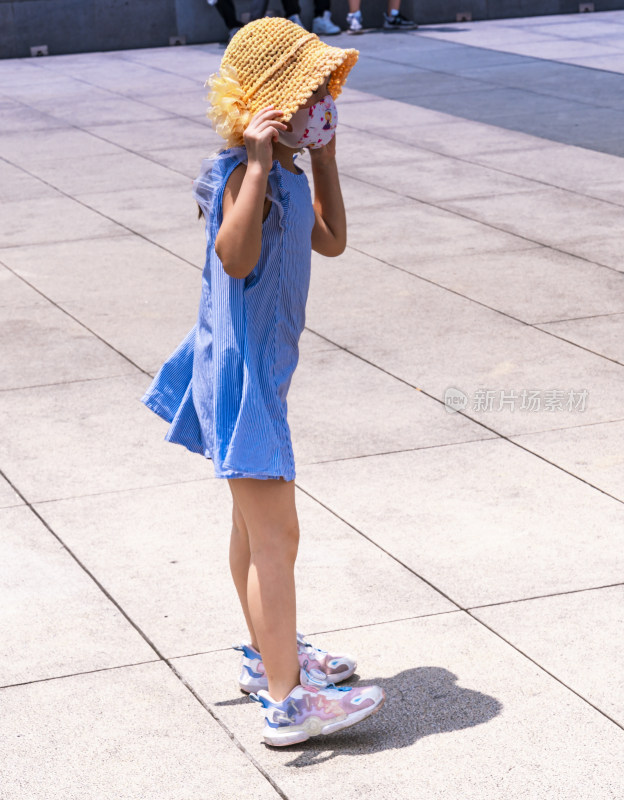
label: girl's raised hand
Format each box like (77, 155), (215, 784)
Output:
(309, 131), (337, 164)
(243, 106), (287, 173)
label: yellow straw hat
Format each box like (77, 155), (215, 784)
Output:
(206, 16), (359, 148)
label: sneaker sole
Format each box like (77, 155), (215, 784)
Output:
(262, 689), (386, 747)
(240, 662), (358, 694)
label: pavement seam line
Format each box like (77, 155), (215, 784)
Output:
(535, 310), (624, 325)
(341, 241), (624, 367)
(337, 156), (624, 278)
(463, 610), (624, 731)
(338, 117), (624, 216)
(0, 469), (290, 799)
(294, 481), (624, 732)
(358, 46), (624, 113)
(0, 155), (202, 272)
(7, 66), (624, 277)
(466, 580), (624, 609)
(301, 325), (624, 508)
(0, 256), (151, 377)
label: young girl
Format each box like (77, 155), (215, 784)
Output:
(141, 17), (385, 747)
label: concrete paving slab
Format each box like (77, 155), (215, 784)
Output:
(0, 100), (68, 134)
(0, 475), (22, 509)
(174, 615), (624, 799)
(35, 59), (202, 96)
(353, 69), (496, 103)
(0, 264), (48, 308)
(387, 86), (591, 123)
(338, 96), (467, 133)
(472, 585), (624, 726)
(0, 195), (125, 248)
(76, 184), (199, 235)
(0, 127), (124, 167)
(298, 328), (341, 355)
(295, 439), (624, 607)
(529, 20), (624, 38)
(23, 151), (185, 195)
(565, 54), (624, 72)
(0, 236), (203, 372)
(0, 661), (279, 800)
(458, 61), (624, 112)
(391, 247), (624, 325)
(439, 186), (624, 256)
(144, 226), (207, 268)
(509, 419), (624, 501)
(305, 248), (621, 436)
(483, 110), (624, 154)
(1, 505), (156, 686)
(0, 300), (137, 389)
(327, 125), (431, 168)
(117, 45), (222, 79)
(342, 148), (541, 204)
(355, 116), (561, 160)
(496, 40), (623, 60)
(289, 345), (494, 467)
(553, 233), (624, 271)
(466, 142), (624, 193)
(138, 89), (209, 118)
(0, 374), (208, 503)
(0, 74), (97, 103)
(35, 480), (453, 658)
(31, 93), (176, 128)
(0, 159), (61, 202)
(584, 180), (624, 206)
(332, 173), (405, 211)
(536, 312), (624, 364)
(141, 143), (214, 179)
(340, 184), (535, 261)
(84, 116), (217, 152)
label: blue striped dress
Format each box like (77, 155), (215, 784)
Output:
(141, 146), (316, 481)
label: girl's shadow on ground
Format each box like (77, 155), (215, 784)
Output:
(217, 666), (503, 767)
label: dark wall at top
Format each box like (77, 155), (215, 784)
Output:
(1, 0), (623, 59)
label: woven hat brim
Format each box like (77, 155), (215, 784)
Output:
(246, 39), (359, 123)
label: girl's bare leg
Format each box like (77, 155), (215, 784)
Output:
(227, 476), (300, 702)
(347, 0), (360, 12)
(228, 491), (259, 650)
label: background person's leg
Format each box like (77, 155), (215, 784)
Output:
(248, 0), (270, 20)
(214, 0), (242, 31)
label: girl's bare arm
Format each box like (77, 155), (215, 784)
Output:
(215, 106), (286, 279)
(310, 134), (347, 258)
(215, 163), (272, 279)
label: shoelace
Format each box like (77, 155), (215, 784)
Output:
(298, 636), (327, 660)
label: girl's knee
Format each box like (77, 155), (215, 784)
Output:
(250, 521), (300, 562)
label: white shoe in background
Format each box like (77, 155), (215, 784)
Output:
(312, 10), (341, 34)
(288, 13), (306, 28)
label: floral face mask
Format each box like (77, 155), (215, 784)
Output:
(277, 94), (338, 150)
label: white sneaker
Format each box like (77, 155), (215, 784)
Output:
(234, 632), (357, 694)
(288, 13), (306, 28)
(249, 665), (385, 747)
(312, 10), (341, 34)
(346, 9), (363, 32)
